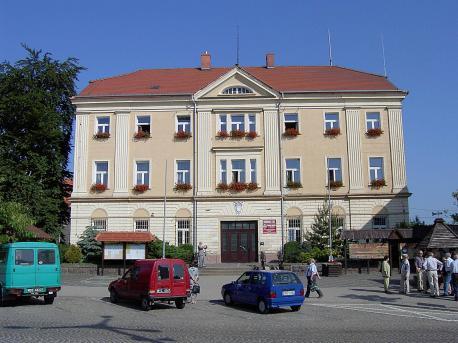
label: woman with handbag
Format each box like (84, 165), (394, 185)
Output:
(188, 262), (200, 304)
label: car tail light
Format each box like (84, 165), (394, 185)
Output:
(149, 290), (156, 294)
(267, 291), (276, 299)
(300, 288), (304, 296)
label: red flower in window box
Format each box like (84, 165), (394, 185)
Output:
(217, 183), (229, 191)
(246, 182), (259, 191)
(91, 183), (107, 193)
(174, 183), (192, 192)
(283, 128), (300, 137)
(324, 128), (341, 137)
(286, 181), (302, 189)
(329, 180), (343, 189)
(217, 130), (229, 138)
(174, 130), (192, 139)
(93, 132), (110, 139)
(230, 129), (246, 138)
(246, 131), (258, 139)
(133, 184), (149, 193)
(134, 130), (151, 139)
(366, 128), (384, 137)
(370, 179), (386, 189)
(229, 182), (247, 192)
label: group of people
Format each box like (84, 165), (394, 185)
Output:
(381, 250), (458, 300)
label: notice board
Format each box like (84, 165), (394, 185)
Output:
(349, 243), (389, 260)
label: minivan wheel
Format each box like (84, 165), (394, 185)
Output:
(109, 289), (118, 303)
(291, 305), (301, 312)
(141, 297), (151, 311)
(44, 294), (55, 305)
(257, 299), (269, 314)
(175, 298), (185, 309)
(223, 292), (233, 306)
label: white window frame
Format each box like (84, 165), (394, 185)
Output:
(368, 156), (385, 181)
(219, 114), (228, 132)
(283, 113), (299, 131)
(326, 157), (343, 183)
(249, 159), (257, 183)
(324, 112), (340, 131)
(136, 115), (151, 133)
(134, 160), (151, 186)
(91, 218), (107, 231)
(93, 161), (109, 186)
(95, 116), (110, 134)
(221, 86), (253, 95)
(366, 112), (381, 130)
(175, 159), (191, 185)
(248, 114), (256, 133)
(373, 215), (388, 229)
(230, 114), (245, 132)
(134, 219), (149, 232)
(219, 159), (227, 184)
(176, 219), (191, 245)
(176, 114), (191, 133)
(284, 158), (301, 185)
(287, 217), (301, 242)
(216, 154), (261, 187)
(231, 159), (246, 183)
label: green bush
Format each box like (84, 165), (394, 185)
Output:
(146, 240), (194, 263)
(283, 241), (303, 263)
(64, 245), (83, 263)
(0, 234), (14, 244)
(59, 244), (69, 262)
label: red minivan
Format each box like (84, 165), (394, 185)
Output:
(108, 258), (190, 311)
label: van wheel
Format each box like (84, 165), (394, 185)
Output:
(291, 305), (301, 312)
(175, 298), (185, 309)
(44, 295), (55, 305)
(109, 289), (118, 303)
(223, 292), (233, 306)
(257, 299), (269, 314)
(141, 297), (151, 311)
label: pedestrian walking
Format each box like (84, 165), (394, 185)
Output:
(381, 256), (391, 294)
(188, 262), (199, 304)
(452, 254), (458, 302)
(422, 251), (443, 297)
(442, 253), (453, 296)
(197, 242), (207, 268)
(305, 259), (323, 298)
(414, 250), (425, 292)
(400, 254), (410, 294)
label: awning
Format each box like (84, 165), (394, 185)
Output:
(95, 231), (156, 243)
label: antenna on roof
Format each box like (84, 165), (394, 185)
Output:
(236, 25), (240, 66)
(381, 34), (387, 77)
(328, 29), (333, 66)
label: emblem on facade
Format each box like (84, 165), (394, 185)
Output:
(234, 201), (243, 215)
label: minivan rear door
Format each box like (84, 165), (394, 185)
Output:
(36, 248), (60, 287)
(156, 261), (172, 297)
(12, 248), (36, 288)
(171, 262), (186, 297)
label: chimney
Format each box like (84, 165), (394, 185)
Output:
(266, 52), (275, 68)
(200, 51), (211, 70)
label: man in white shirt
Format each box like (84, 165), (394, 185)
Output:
(305, 259), (322, 298)
(442, 252), (453, 296)
(399, 254), (410, 294)
(452, 253), (458, 301)
(422, 251), (443, 297)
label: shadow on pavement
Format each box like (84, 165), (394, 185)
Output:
(208, 299), (292, 315)
(100, 297), (180, 312)
(339, 293), (400, 302)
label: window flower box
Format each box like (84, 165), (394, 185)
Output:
(324, 128), (341, 137)
(246, 182), (259, 191)
(174, 130), (192, 139)
(229, 182), (247, 192)
(217, 130), (229, 139)
(370, 179), (386, 189)
(174, 183), (192, 192)
(91, 183), (107, 193)
(329, 180), (343, 189)
(286, 181), (302, 189)
(134, 130), (151, 139)
(283, 128), (300, 137)
(366, 128), (384, 137)
(217, 182), (229, 191)
(230, 129), (246, 138)
(133, 184), (149, 193)
(246, 131), (258, 139)
(93, 132), (110, 139)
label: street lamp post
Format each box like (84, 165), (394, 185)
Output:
(328, 181), (333, 262)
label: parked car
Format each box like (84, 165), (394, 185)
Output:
(221, 270), (304, 314)
(108, 258), (190, 311)
(0, 242), (61, 305)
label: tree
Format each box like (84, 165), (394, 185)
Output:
(452, 190), (458, 224)
(77, 226), (102, 262)
(0, 201), (34, 241)
(0, 45), (83, 238)
(304, 202), (343, 256)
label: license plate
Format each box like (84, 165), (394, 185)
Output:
(26, 288), (45, 294)
(282, 290), (295, 296)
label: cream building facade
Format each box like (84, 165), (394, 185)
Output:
(70, 53), (409, 263)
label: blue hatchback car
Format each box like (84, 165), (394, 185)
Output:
(221, 270), (305, 314)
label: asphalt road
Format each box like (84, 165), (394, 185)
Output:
(0, 273), (456, 343)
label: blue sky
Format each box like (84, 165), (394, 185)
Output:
(2, 0), (457, 223)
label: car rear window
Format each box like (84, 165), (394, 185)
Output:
(173, 264), (184, 280)
(272, 272), (301, 285)
(15, 249), (34, 265)
(158, 265), (170, 280)
(38, 249), (55, 265)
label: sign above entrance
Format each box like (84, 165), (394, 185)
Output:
(263, 220), (277, 234)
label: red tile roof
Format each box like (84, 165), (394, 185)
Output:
(26, 225), (53, 240)
(95, 231), (156, 243)
(79, 66), (399, 97)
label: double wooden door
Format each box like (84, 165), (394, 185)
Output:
(221, 221), (258, 263)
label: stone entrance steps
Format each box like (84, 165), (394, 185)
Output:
(199, 263), (260, 275)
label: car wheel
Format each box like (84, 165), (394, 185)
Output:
(109, 289), (118, 304)
(141, 297), (151, 311)
(223, 292), (233, 306)
(257, 299), (269, 314)
(175, 298), (185, 309)
(44, 294), (55, 305)
(291, 305), (301, 312)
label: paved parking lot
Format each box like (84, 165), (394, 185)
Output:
(0, 273), (456, 342)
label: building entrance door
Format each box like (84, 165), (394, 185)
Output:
(221, 221), (258, 263)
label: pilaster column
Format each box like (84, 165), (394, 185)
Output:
(113, 111), (130, 195)
(197, 111), (212, 195)
(73, 112), (89, 194)
(345, 108), (364, 190)
(388, 108), (408, 192)
(263, 110), (281, 195)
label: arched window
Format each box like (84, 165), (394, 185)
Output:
(372, 206), (388, 229)
(332, 206), (346, 231)
(286, 207), (302, 243)
(176, 209), (192, 245)
(133, 208), (150, 232)
(222, 86), (253, 95)
(91, 209), (108, 231)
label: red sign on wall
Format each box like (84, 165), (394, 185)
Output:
(263, 220), (277, 234)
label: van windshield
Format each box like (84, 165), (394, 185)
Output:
(272, 272), (301, 285)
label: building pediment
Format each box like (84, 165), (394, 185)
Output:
(194, 67), (279, 100)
